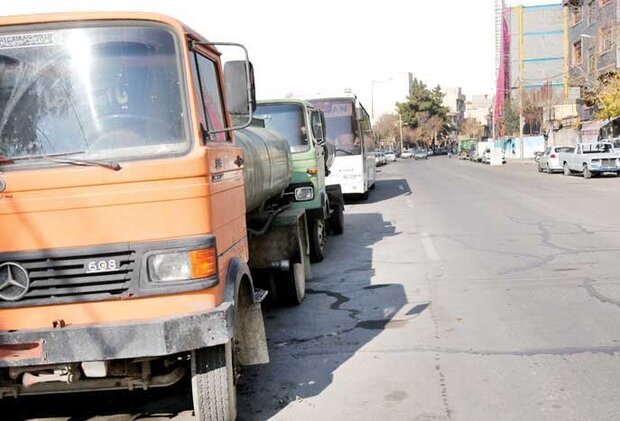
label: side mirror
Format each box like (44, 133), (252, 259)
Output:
(224, 60), (256, 116)
(355, 107), (364, 121)
(311, 110), (326, 144)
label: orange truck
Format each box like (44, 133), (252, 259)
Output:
(0, 12), (311, 420)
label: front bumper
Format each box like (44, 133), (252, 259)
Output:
(0, 303), (233, 368)
(591, 166), (620, 173)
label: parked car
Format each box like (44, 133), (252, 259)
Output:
(559, 142), (620, 179)
(414, 149), (429, 160)
(401, 149), (413, 159)
(385, 151), (397, 162)
(538, 146), (575, 174)
(375, 152), (387, 166)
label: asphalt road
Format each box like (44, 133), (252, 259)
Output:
(7, 157), (620, 420)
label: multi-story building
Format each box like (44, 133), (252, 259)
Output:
(370, 72), (413, 123)
(465, 94), (493, 128)
(442, 87), (466, 129)
(495, 3), (569, 134)
(564, 0), (619, 86)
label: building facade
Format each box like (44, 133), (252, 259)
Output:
(442, 87), (466, 129)
(564, 0), (619, 87)
(465, 94), (493, 126)
(370, 72), (413, 123)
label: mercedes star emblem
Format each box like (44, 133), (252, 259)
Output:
(0, 262), (30, 301)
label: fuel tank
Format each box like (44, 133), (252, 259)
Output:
(235, 126), (293, 212)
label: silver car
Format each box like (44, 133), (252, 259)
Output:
(538, 146), (575, 174)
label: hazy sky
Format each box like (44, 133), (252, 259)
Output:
(2, 0), (555, 108)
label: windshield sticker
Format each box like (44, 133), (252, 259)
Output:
(0, 32), (59, 50)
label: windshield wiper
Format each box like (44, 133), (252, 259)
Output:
(49, 157), (122, 171)
(0, 151), (121, 171)
(335, 148), (354, 155)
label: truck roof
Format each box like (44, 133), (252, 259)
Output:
(298, 92), (358, 102)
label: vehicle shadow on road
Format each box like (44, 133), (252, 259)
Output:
(237, 212), (407, 420)
(345, 179), (412, 205)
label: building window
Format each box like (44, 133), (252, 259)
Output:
(572, 40), (583, 66)
(587, 3), (595, 26)
(570, 6), (583, 26)
(600, 26), (614, 53)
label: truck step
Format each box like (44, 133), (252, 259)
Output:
(254, 288), (269, 303)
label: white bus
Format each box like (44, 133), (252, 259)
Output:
(305, 93), (376, 199)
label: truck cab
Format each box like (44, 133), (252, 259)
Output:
(255, 99), (344, 262)
(0, 12), (276, 420)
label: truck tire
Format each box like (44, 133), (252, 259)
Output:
(583, 164), (591, 179)
(329, 204), (344, 235)
(563, 163), (571, 176)
(538, 163), (543, 173)
(191, 342), (236, 421)
(309, 217), (326, 263)
(275, 261), (305, 306)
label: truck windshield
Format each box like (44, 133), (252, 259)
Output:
(255, 103), (308, 152)
(309, 100), (360, 156)
(0, 23), (189, 168)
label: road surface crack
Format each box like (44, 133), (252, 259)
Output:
(581, 278), (620, 309)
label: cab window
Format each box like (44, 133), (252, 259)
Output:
(192, 53), (227, 141)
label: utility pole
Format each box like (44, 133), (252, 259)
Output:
(519, 83), (525, 159)
(399, 112), (404, 154)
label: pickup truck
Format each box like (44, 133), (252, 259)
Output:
(559, 142), (620, 179)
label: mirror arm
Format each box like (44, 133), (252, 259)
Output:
(191, 41), (254, 134)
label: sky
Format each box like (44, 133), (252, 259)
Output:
(1, 0), (557, 109)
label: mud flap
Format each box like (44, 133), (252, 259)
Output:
(236, 301), (269, 365)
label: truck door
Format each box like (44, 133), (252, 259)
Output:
(190, 46), (247, 290)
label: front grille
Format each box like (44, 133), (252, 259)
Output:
(0, 246), (136, 308)
(601, 158), (616, 167)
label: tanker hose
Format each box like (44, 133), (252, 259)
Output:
(248, 204), (292, 237)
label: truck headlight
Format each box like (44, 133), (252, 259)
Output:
(591, 160), (601, 167)
(295, 186), (314, 201)
(149, 248), (217, 282)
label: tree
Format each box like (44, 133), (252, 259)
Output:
(372, 113), (400, 146)
(593, 71), (620, 120)
(460, 118), (484, 139)
(504, 102), (520, 136)
(395, 78), (449, 144)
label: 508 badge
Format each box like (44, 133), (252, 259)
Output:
(86, 259), (120, 273)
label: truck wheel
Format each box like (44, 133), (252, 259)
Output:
(563, 163), (571, 176)
(583, 164), (591, 179)
(275, 261), (305, 306)
(191, 342), (236, 421)
(309, 217), (326, 263)
(329, 204), (344, 235)
(538, 163), (543, 173)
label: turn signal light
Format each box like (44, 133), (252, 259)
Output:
(189, 248), (217, 279)
(307, 167), (318, 175)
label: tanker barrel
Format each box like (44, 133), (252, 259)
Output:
(235, 127), (293, 212)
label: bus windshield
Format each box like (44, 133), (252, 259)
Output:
(255, 103), (308, 152)
(310, 100), (360, 156)
(0, 23), (189, 168)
